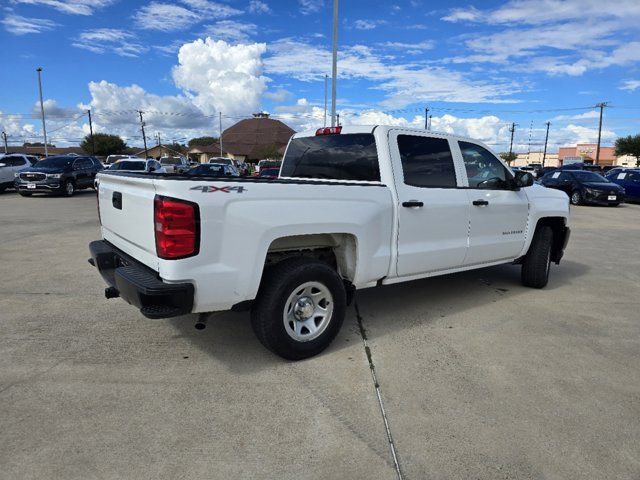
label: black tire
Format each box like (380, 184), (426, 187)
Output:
(63, 180), (75, 197)
(522, 225), (553, 289)
(570, 190), (582, 205)
(19, 192), (32, 197)
(251, 257), (346, 360)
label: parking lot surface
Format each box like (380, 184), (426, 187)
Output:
(1, 191), (639, 479)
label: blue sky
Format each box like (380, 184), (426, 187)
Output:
(1, 0), (640, 151)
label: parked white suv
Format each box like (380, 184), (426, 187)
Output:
(90, 125), (570, 359)
(160, 156), (189, 174)
(0, 154), (39, 192)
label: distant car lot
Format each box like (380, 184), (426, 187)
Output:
(0, 192), (639, 479)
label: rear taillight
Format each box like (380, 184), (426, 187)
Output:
(154, 195), (200, 259)
(315, 126), (342, 135)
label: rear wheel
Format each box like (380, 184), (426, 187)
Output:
(251, 257), (346, 360)
(570, 190), (582, 205)
(522, 226), (553, 289)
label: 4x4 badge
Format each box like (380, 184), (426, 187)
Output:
(190, 185), (246, 193)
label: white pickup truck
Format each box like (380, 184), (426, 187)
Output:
(89, 125), (570, 359)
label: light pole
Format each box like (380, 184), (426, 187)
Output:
(595, 102), (608, 165)
(324, 74), (328, 128)
(36, 67), (48, 157)
(330, 0), (338, 127)
(542, 121), (550, 167)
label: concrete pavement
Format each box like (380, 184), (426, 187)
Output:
(0, 190), (639, 479)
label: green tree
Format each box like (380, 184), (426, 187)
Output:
(81, 133), (126, 156)
(255, 144), (282, 160)
(500, 152), (518, 164)
(188, 136), (219, 148)
(614, 134), (640, 167)
(166, 142), (187, 154)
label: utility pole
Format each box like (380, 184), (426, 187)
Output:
(36, 67), (48, 157)
(87, 109), (95, 155)
(595, 102), (608, 165)
(138, 110), (148, 158)
(324, 74), (328, 128)
(219, 111), (223, 156)
(330, 0), (339, 127)
(424, 106), (429, 130)
(508, 122), (517, 155)
(428, 115), (432, 131)
(156, 132), (161, 147)
(542, 121), (551, 167)
(2, 131), (7, 154)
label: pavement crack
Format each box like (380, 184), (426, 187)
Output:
(354, 299), (404, 480)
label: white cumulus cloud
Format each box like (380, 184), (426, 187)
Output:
(172, 38), (268, 116)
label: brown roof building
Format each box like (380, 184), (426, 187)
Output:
(4, 144), (85, 157)
(220, 113), (295, 162)
(187, 142), (228, 163)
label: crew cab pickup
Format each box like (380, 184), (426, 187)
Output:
(89, 125), (570, 359)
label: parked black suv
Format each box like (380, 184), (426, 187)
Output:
(15, 155), (103, 197)
(539, 169), (625, 206)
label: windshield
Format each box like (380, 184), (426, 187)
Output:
(36, 156), (73, 168)
(187, 165), (225, 176)
(111, 161), (145, 171)
(106, 155), (129, 163)
(161, 157), (182, 165)
(260, 168), (279, 176)
(573, 171), (608, 182)
(210, 158), (231, 165)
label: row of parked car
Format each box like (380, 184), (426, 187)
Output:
(0, 152), (285, 197)
(520, 162), (640, 206)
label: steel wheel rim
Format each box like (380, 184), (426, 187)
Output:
(283, 281), (333, 342)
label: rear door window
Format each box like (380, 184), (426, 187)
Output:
(397, 135), (457, 188)
(281, 133), (380, 181)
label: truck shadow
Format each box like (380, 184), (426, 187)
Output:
(168, 260), (589, 368)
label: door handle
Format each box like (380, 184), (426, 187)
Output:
(472, 199), (489, 206)
(402, 200), (424, 208)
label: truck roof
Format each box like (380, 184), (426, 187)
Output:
(292, 125), (499, 155)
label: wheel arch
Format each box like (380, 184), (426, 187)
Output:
(534, 216), (569, 264)
(264, 233), (359, 282)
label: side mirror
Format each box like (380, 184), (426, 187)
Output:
(514, 170), (534, 188)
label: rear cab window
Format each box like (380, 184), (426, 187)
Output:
(281, 133), (380, 182)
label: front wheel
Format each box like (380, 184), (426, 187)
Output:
(522, 226), (553, 289)
(251, 257), (346, 360)
(63, 180), (75, 197)
(570, 190), (582, 205)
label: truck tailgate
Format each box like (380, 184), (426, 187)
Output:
(97, 173), (159, 271)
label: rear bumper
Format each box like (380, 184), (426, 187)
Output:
(88, 240), (194, 319)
